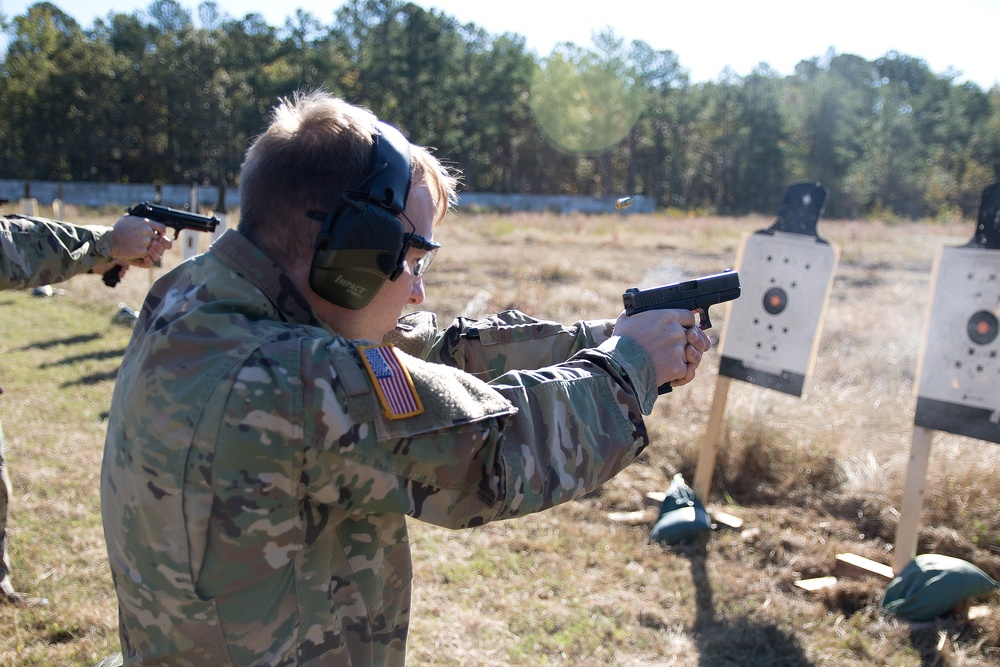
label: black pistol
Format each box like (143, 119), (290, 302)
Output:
(622, 270), (741, 393)
(103, 202), (221, 287)
(126, 201), (221, 237)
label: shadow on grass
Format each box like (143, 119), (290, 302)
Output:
(41, 348), (127, 368)
(908, 627), (948, 667)
(20, 333), (102, 350)
(684, 545), (814, 667)
(906, 615), (999, 667)
(61, 368), (119, 387)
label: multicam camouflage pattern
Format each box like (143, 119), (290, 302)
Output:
(0, 215), (114, 290)
(102, 229), (659, 666)
(0, 215), (115, 585)
(0, 423), (9, 583)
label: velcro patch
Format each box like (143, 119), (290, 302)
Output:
(359, 344), (424, 419)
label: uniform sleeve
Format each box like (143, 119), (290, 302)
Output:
(387, 310), (618, 380)
(0, 216), (114, 289)
(301, 333), (657, 530)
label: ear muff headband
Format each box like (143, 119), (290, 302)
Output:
(309, 121), (413, 309)
(362, 122), (412, 213)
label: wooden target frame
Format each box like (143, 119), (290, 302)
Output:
(693, 181), (840, 501)
(180, 184), (203, 262)
(892, 182), (1000, 573)
(212, 182), (229, 246)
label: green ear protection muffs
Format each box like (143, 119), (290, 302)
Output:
(308, 121), (413, 309)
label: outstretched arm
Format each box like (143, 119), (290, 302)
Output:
(0, 214), (172, 289)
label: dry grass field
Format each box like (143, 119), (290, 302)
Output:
(0, 204), (998, 666)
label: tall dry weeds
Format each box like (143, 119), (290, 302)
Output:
(1, 208), (997, 665)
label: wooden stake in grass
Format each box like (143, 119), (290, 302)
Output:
(692, 375), (731, 503)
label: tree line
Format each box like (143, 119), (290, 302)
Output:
(1, 0), (998, 219)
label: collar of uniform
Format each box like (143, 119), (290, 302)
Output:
(210, 229), (324, 328)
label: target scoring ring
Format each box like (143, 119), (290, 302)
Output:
(762, 287), (788, 315)
(967, 310), (999, 346)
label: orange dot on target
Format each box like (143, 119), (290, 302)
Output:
(977, 320), (991, 336)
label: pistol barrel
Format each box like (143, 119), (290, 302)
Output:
(127, 201), (220, 232)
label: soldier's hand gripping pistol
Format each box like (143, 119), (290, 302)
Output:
(103, 202), (221, 287)
(622, 270), (741, 394)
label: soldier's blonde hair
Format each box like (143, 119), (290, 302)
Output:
(238, 90), (458, 270)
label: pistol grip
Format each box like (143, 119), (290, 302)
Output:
(102, 265), (123, 287)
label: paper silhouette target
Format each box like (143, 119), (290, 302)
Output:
(914, 184), (1000, 442)
(915, 183), (1000, 442)
(718, 182), (840, 396)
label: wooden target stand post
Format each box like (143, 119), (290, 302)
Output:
(148, 183), (229, 291)
(690, 181), (840, 527)
(892, 182), (1000, 576)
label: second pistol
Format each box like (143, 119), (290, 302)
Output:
(126, 201), (220, 237)
(103, 202), (221, 287)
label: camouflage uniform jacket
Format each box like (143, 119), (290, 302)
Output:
(0, 215), (115, 290)
(101, 229), (659, 667)
(0, 215), (115, 581)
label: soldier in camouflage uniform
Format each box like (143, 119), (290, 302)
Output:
(0, 212), (171, 604)
(101, 91), (711, 666)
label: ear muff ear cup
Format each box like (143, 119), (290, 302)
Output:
(309, 200), (406, 309)
(309, 121), (413, 309)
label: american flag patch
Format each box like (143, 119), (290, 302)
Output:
(360, 345), (424, 419)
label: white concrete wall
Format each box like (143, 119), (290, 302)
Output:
(0, 180), (237, 211)
(0, 179), (654, 215)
